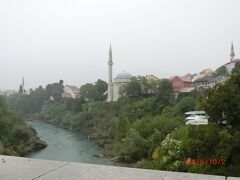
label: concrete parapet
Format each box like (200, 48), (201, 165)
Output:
(0, 155), (238, 180)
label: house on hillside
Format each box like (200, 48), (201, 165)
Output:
(208, 75), (228, 88)
(199, 68), (214, 77)
(193, 76), (215, 90)
(62, 85), (80, 99)
(146, 74), (159, 81)
(193, 75), (229, 91)
(171, 75), (194, 93)
(142, 74), (160, 95)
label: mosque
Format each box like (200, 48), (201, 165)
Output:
(107, 45), (133, 102)
(224, 42), (240, 74)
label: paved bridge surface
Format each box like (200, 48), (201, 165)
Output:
(0, 155), (239, 180)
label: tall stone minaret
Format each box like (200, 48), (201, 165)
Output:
(22, 77), (25, 94)
(230, 42), (235, 62)
(107, 44), (113, 102)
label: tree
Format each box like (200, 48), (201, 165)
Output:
(122, 77), (141, 97)
(118, 128), (150, 162)
(0, 96), (6, 108)
(175, 97), (196, 115)
(231, 61), (240, 74)
(115, 118), (129, 142)
(79, 83), (98, 101)
(137, 76), (151, 94)
(59, 80), (64, 85)
(152, 79), (173, 113)
(199, 72), (240, 130)
(95, 79), (108, 101)
(65, 97), (85, 111)
(46, 81), (64, 101)
(18, 85), (24, 94)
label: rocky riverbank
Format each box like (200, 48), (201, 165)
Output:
(0, 134), (47, 157)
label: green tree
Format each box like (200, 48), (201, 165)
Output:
(79, 83), (98, 101)
(232, 61), (240, 74)
(122, 77), (141, 97)
(46, 81), (64, 101)
(18, 85), (24, 94)
(152, 79), (173, 113)
(65, 97), (85, 111)
(199, 72), (240, 130)
(115, 118), (129, 142)
(95, 79), (108, 101)
(0, 96), (6, 108)
(137, 76), (151, 94)
(174, 97), (196, 115)
(118, 128), (150, 162)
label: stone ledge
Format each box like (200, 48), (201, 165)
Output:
(0, 155), (238, 180)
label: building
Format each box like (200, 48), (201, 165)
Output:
(209, 75), (228, 87)
(113, 71), (132, 101)
(62, 85), (80, 99)
(0, 90), (17, 96)
(193, 76), (216, 90)
(146, 75), (159, 81)
(199, 68), (214, 77)
(171, 76), (194, 93)
(18, 77), (26, 94)
(107, 45), (132, 102)
(17, 77), (31, 95)
(224, 43), (240, 74)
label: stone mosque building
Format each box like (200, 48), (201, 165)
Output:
(107, 45), (132, 102)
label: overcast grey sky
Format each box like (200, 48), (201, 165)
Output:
(1, 0), (240, 90)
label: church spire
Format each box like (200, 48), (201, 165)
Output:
(230, 42), (235, 61)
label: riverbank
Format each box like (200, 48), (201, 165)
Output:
(0, 132), (47, 157)
(0, 95), (47, 157)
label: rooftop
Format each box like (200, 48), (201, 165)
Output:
(115, 71), (132, 79)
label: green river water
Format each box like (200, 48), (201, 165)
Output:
(26, 121), (113, 165)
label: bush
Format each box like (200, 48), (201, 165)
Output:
(117, 128), (150, 162)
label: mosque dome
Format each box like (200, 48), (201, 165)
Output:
(115, 71), (132, 79)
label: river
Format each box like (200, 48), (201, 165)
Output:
(26, 121), (113, 165)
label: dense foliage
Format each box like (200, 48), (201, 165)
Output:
(0, 95), (42, 155)
(5, 74), (240, 177)
(199, 72), (240, 130)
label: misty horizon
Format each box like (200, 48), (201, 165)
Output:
(1, 0), (240, 90)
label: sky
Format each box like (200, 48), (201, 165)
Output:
(1, 0), (240, 90)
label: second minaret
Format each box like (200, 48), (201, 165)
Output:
(107, 44), (113, 102)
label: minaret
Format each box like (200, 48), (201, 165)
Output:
(230, 42), (235, 62)
(22, 77), (25, 94)
(107, 44), (113, 102)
